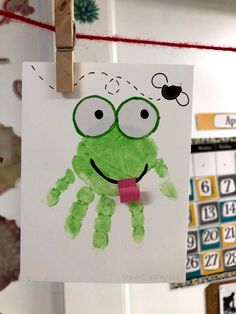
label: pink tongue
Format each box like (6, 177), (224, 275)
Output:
(118, 178), (140, 203)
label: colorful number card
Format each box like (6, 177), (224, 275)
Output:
(172, 137), (236, 289)
(20, 62), (193, 283)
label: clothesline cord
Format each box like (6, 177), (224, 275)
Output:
(1, 9), (236, 53)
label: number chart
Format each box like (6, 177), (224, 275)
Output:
(172, 138), (236, 289)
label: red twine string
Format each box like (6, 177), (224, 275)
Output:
(1, 8), (236, 53)
(0, 9), (55, 31)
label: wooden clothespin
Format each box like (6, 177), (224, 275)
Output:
(55, 0), (75, 93)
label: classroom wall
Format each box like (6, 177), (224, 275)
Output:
(1, 0), (236, 313)
(113, 0), (236, 313)
(0, 0), (113, 313)
(114, 0), (236, 140)
(0, 1), (62, 313)
(66, 1), (236, 313)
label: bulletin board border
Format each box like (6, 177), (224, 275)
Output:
(191, 137), (236, 148)
(170, 270), (236, 289)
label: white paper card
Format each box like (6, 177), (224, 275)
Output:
(220, 283), (236, 314)
(21, 62), (193, 283)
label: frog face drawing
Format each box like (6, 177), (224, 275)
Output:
(47, 96), (177, 249)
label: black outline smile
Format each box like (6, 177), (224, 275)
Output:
(90, 159), (148, 184)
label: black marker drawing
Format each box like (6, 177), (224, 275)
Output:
(151, 72), (190, 107)
(223, 292), (236, 313)
(161, 85), (182, 100)
(30, 65), (190, 106)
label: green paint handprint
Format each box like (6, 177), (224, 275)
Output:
(47, 96), (177, 249)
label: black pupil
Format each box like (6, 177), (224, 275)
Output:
(95, 110), (103, 119)
(140, 109), (149, 119)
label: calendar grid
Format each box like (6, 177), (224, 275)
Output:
(171, 137), (236, 289)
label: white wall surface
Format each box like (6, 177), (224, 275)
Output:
(111, 1), (236, 314)
(65, 1), (236, 313)
(0, 282), (64, 314)
(0, 0), (54, 222)
(0, 1), (64, 313)
(64, 283), (125, 314)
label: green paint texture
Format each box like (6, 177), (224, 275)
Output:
(72, 127), (158, 196)
(47, 169), (75, 206)
(129, 202), (145, 243)
(65, 187), (94, 238)
(93, 196), (116, 249)
(155, 158), (168, 178)
(160, 180), (178, 200)
(47, 96), (178, 249)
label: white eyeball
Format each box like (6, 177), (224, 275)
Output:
(73, 96), (115, 137)
(117, 97), (160, 138)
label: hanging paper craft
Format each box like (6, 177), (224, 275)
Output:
(0, 215), (20, 291)
(0, 124), (21, 195)
(13, 79), (22, 99)
(0, 0), (35, 25)
(220, 282), (236, 314)
(21, 62), (193, 283)
(74, 0), (99, 24)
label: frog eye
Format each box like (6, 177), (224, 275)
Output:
(117, 97), (160, 138)
(73, 96), (116, 137)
